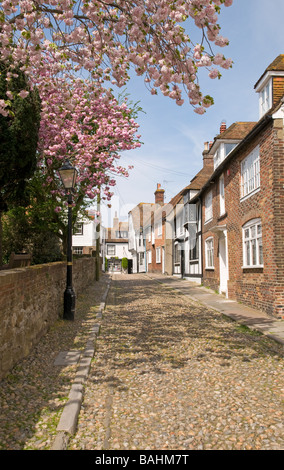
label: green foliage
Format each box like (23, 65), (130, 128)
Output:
(2, 207), (63, 265)
(121, 257), (128, 270)
(0, 62), (41, 209)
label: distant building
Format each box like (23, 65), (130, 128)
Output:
(105, 212), (132, 272)
(128, 202), (155, 273)
(72, 211), (105, 270)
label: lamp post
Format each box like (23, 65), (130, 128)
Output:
(58, 160), (78, 320)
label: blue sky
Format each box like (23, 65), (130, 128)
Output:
(101, 0), (284, 226)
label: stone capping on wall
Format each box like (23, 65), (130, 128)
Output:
(0, 257), (97, 381)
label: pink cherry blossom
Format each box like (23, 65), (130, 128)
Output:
(0, 0), (234, 212)
(0, 0), (233, 117)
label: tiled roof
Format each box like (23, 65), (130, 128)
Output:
(254, 54), (284, 89)
(186, 166), (214, 190)
(266, 54), (284, 71)
(213, 121), (257, 142)
(105, 220), (129, 242)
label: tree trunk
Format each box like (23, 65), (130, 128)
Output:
(0, 211), (3, 267)
(96, 191), (101, 281)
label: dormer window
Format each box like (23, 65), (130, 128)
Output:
(214, 142), (238, 170)
(259, 79), (272, 118)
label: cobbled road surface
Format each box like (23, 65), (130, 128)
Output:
(0, 273), (283, 451)
(69, 274), (284, 451)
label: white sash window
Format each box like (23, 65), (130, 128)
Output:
(241, 146), (260, 199)
(242, 219), (263, 268)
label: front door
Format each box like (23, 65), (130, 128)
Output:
(219, 233), (228, 297)
(181, 248), (185, 278)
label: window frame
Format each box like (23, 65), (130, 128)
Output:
(240, 146), (260, 200)
(156, 246), (161, 263)
(204, 190), (213, 223)
(174, 243), (181, 265)
(242, 219), (263, 269)
(214, 142), (238, 170)
(74, 223), (84, 235)
(73, 246), (83, 255)
(205, 237), (214, 269)
(259, 80), (272, 117)
(219, 173), (225, 216)
(107, 244), (116, 256)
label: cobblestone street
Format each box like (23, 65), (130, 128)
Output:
(70, 274), (283, 451)
(0, 273), (283, 451)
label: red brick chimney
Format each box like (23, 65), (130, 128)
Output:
(203, 142), (214, 169)
(155, 183), (165, 205)
(220, 120), (227, 134)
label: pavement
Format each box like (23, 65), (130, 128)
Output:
(145, 273), (284, 346)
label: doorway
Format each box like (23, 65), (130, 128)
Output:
(219, 232), (229, 297)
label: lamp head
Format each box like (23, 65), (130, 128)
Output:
(58, 160), (77, 191)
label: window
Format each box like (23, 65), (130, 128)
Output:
(205, 237), (214, 269)
(214, 142), (238, 169)
(147, 250), (152, 264)
(115, 231), (128, 238)
(74, 223), (83, 235)
(259, 80), (272, 117)
(241, 146), (260, 199)
(189, 233), (199, 261)
(157, 221), (162, 237)
(204, 190), (213, 223)
(73, 246), (83, 254)
(107, 245), (115, 256)
(156, 247), (161, 263)
(219, 174), (225, 215)
(174, 243), (181, 264)
(139, 252), (145, 265)
(243, 219), (263, 268)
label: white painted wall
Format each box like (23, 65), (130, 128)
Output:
(106, 242), (131, 259)
(73, 219), (97, 247)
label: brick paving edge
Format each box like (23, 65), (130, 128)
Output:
(50, 279), (112, 451)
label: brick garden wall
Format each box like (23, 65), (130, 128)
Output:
(0, 258), (97, 380)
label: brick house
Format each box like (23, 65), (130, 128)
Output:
(180, 162), (214, 282)
(190, 55), (284, 319)
(128, 202), (154, 273)
(145, 184), (166, 274)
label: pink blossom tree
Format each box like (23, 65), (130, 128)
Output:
(27, 70), (142, 249)
(1, 0), (233, 116)
(0, 0), (234, 236)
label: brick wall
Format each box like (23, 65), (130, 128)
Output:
(146, 222), (165, 274)
(0, 258), (97, 380)
(273, 77), (284, 105)
(202, 119), (284, 319)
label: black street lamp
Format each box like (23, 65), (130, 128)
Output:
(58, 160), (78, 320)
